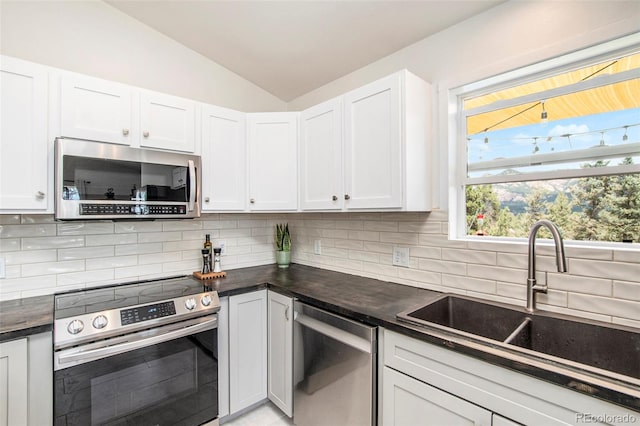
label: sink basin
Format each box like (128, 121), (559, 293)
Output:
(398, 295), (640, 380)
(398, 295), (528, 341)
(508, 313), (640, 379)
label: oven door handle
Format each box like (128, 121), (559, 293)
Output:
(57, 317), (217, 366)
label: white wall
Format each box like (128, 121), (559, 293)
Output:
(0, 0), (286, 112)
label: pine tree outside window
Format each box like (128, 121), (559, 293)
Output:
(451, 35), (640, 245)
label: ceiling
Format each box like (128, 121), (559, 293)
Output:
(106, 0), (505, 101)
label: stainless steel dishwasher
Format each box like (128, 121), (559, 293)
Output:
(293, 301), (377, 426)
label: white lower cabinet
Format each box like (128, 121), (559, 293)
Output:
(382, 366), (491, 426)
(0, 332), (52, 426)
(267, 290), (293, 417)
(228, 289), (268, 414)
(0, 338), (27, 426)
(381, 328), (636, 426)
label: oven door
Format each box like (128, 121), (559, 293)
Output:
(54, 316), (218, 426)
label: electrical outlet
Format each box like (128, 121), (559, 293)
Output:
(314, 240), (322, 255)
(392, 247), (410, 268)
(0, 257), (5, 279)
(218, 241), (226, 255)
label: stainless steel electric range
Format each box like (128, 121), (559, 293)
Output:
(53, 275), (220, 426)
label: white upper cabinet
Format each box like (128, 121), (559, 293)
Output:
(201, 105), (246, 211)
(139, 91), (196, 152)
(60, 74), (133, 145)
(344, 73), (403, 209)
(247, 112), (298, 211)
(59, 73), (197, 153)
(299, 97), (343, 210)
(0, 56), (49, 211)
(302, 70), (431, 212)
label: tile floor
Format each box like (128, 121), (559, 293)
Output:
(223, 402), (294, 426)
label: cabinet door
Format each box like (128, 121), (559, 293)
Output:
(344, 73), (402, 209)
(247, 113), (298, 211)
(229, 290), (267, 414)
(217, 297), (230, 418)
(140, 91), (196, 152)
(267, 291), (293, 417)
(382, 367), (492, 426)
(0, 338), (28, 426)
(0, 57), (48, 211)
(60, 74), (133, 145)
(201, 105), (246, 211)
(299, 98), (343, 210)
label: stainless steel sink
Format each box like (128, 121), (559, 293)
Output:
(398, 295), (528, 342)
(398, 294), (640, 380)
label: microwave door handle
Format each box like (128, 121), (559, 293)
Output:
(188, 159), (196, 211)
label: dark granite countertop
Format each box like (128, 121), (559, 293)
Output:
(0, 294), (54, 341)
(1, 263), (638, 412)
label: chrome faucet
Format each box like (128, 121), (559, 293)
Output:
(527, 220), (568, 312)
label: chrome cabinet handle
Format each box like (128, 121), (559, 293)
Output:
(332, 195), (338, 201)
(143, 131), (150, 138)
(204, 197), (210, 203)
(250, 198), (255, 204)
(344, 194), (351, 200)
(36, 191), (45, 199)
(122, 128), (130, 136)
(285, 306), (289, 321)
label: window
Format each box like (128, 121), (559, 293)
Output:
(453, 35), (640, 244)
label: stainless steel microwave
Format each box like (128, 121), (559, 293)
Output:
(55, 138), (201, 220)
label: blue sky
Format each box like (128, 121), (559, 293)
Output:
(467, 108), (640, 166)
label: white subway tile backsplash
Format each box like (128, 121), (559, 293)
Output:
(22, 236), (85, 250)
(443, 248), (496, 265)
(21, 260), (85, 277)
(0, 238), (20, 252)
(335, 239), (364, 250)
(2, 250), (57, 266)
(569, 293), (640, 321)
(86, 234), (137, 247)
(138, 231), (182, 243)
(115, 243), (164, 256)
(613, 280), (640, 301)
(114, 222), (163, 234)
(570, 258), (640, 281)
(1, 212), (638, 326)
(0, 224), (57, 238)
(58, 246), (114, 261)
(161, 221), (203, 231)
(58, 222), (114, 235)
(380, 232), (419, 245)
(87, 256), (137, 270)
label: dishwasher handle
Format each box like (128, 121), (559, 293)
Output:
(295, 312), (373, 354)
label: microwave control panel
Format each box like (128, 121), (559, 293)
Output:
(79, 204), (187, 215)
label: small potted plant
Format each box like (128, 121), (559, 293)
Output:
(274, 223), (291, 268)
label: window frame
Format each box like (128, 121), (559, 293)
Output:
(448, 32), (640, 245)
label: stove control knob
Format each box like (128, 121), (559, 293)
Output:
(185, 298), (197, 311)
(201, 294), (212, 307)
(92, 315), (108, 329)
(67, 319), (84, 335)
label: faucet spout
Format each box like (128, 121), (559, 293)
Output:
(527, 220), (567, 312)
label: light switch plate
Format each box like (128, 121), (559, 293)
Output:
(392, 247), (410, 267)
(0, 257), (5, 279)
(314, 240), (322, 255)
